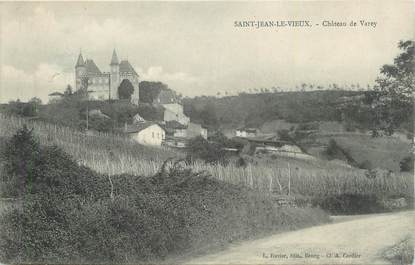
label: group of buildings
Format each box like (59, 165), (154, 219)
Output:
(50, 50), (305, 158)
(124, 103), (207, 148)
(74, 49), (140, 104)
(54, 49), (208, 147)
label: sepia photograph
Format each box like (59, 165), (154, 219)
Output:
(0, 1), (413, 264)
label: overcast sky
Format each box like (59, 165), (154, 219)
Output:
(0, 1), (413, 103)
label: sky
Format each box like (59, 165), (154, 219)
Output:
(0, 1), (413, 103)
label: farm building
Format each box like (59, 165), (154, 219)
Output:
(125, 122), (165, 146)
(164, 120), (187, 138)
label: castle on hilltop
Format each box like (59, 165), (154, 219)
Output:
(75, 49), (140, 104)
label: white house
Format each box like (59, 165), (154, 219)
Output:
(125, 122), (165, 146)
(235, 127), (257, 138)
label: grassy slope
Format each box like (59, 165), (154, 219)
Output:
(311, 133), (412, 172)
(0, 122), (330, 264)
(0, 114), (412, 206)
(0, 114), (181, 176)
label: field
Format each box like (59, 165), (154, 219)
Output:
(0, 114), (412, 205)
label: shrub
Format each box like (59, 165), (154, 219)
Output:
(187, 136), (227, 165)
(358, 160), (373, 170)
(1, 125), (107, 197)
(400, 156), (414, 172)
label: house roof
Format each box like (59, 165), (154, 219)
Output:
(85, 59), (102, 75)
(119, 60), (138, 76)
(75, 53), (85, 67)
(48, 92), (64, 96)
(164, 120), (187, 129)
(125, 122), (162, 133)
(133, 113), (145, 123)
(110, 49), (119, 65)
(237, 127), (257, 133)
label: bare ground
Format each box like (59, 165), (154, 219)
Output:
(183, 211), (414, 265)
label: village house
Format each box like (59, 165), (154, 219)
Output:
(245, 135), (314, 160)
(164, 120), (187, 138)
(235, 127), (258, 138)
(125, 122), (165, 146)
(163, 103), (190, 125)
(162, 120), (187, 148)
(162, 121), (207, 148)
(133, 113), (145, 123)
(48, 92), (64, 103)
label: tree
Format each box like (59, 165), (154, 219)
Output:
(400, 156), (414, 172)
(139, 81), (170, 103)
(64, 85), (73, 96)
(29, 97), (42, 106)
(186, 136), (227, 165)
(118, 79), (135, 100)
(199, 102), (218, 128)
(368, 40), (414, 135)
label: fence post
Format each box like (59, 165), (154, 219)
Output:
(288, 163), (291, 196)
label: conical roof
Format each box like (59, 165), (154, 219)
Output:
(75, 52), (85, 67)
(119, 60), (138, 76)
(110, 49), (119, 65)
(85, 59), (102, 74)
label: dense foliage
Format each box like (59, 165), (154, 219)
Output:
(347, 40), (414, 135)
(139, 81), (171, 104)
(183, 90), (358, 129)
(118, 79), (135, 100)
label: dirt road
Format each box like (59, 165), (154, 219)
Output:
(185, 211), (414, 264)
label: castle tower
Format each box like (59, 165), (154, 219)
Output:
(75, 52), (86, 90)
(109, 49), (120, 100)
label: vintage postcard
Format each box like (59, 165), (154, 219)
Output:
(0, 1), (413, 265)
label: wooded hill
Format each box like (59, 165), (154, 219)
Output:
(182, 90), (366, 130)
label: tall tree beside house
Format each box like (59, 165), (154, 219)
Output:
(199, 101), (219, 128)
(118, 79), (135, 100)
(139, 81), (169, 103)
(367, 40), (414, 135)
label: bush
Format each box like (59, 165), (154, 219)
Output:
(358, 160), (373, 170)
(314, 194), (383, 215)
(400, 156), (414, 172)
(1, 125), (107, 197)
(187, 136), (228, 165)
